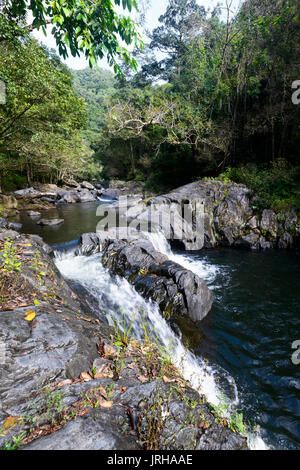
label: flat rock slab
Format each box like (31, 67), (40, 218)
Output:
(27, 211), (41, 218)
(37, 218), (64, 226)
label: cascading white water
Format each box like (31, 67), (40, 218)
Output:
(145, 231), (220, 283)
(145, 230), (268, 450)
(54, 233), (268, 450)
(55, 252), (221, 406)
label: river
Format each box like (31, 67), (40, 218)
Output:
(16, 201), (300, 450)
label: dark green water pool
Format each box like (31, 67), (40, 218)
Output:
(180, 248), (300, 449)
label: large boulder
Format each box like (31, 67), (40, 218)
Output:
(121, 180), (299, 251)
(0, 217), (22, 232)
(14, 187), (38, 197)
(37, 218), (64, 226)
(108, 180), (144, 196)
(146, 180), (253, 250)
(101, 189), (120, 200)
(260, 209), (278, 238)
(58, 191), (80, 204)
(77, 189), (97, 203)
(102, 238), (213, 323)
(27, 210), (41, 218)
(81, 181), (95, 190)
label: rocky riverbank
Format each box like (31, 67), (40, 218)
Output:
(2, 179), (299, 252)
(0, 225), (248, 450)
(0, 180), (149, 219)
(148, 180), (300, 250)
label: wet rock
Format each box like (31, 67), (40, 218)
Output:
(81, 181), (95, 190)
(278, 232), (294, 249)
(14, 187), (38, 197)
(234, 233), (260, 250)
(102, 238), (213, 323)
(27, 210), (41, 218)
(0, 235), (112, 426)
(260, 209), (278, 238)
(124, 180), (299, 251)
(21, 377), (248, 450)
(59, 191), (80, 204)
(0, 217), (22, 231)
(130, 180), (253, 250)
(77, 189), (97, 203)
(93, 183), (104, 190)
(101, 189), (120, 200)
(0, 229), (21, 241)
(258, 237), (275, 251)
(77, 232), (105, 255)
(27, 234), (53, 255)
(0, 232), (248, 451)
(37, 218), (64, 226)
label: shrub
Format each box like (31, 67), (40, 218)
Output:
(218, 159), (300, 213)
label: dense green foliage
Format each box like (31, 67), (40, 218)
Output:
(1, 0), (142, 74)
(0, 0), (299, 213)
(0, 36), (90, 190)
(72, 68), (116, 147)
(94, 0), (300, 209)
(213, 160), (300, 213)
(0, 0), (141, 190)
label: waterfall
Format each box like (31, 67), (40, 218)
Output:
(54, 232), (268, 450)
(55, 252), (221, 405)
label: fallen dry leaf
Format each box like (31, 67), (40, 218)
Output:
(80, 372), (92, 382)
(99, 399), (113, 408)
(103, 343), (117, 357)
(57, 379), (73, 388)
(2, 416), (19, 430)
(98, 385), (108, 400)
(162, 376), (175, 383)
(137, 375), (148, 383)
(25, 311), (36, 322)
(94, 364), (114, 379)
(127, 362), (137, 369)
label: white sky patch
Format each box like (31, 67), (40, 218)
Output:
(31, 0), (243, 71)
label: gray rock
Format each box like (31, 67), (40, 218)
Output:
(27, 234), (53, 255)
(260, 209), (278, 238)
(102, 238), (213, 323)
(258, 237), (274, 251)
(37, 218), (64, 226)
(59, 191), (80, 204)
(23, 411), (137, 450)
(0, 230), (21, 241)
(101, 189), (120, 200)
(234, 233), (260, 250)
(64, 179), (80, 189)
(278, 232), (293, 249)
(14, 187), (38, 196)
(21, 378), (247, 450)
(0, 217), (22, 231)
(81, 181), (95, 190)
(77, 189), (96, 203)
(27, 210), (41, 218)
(0, 235), (112, 425)
(0, 232), (247, 451)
